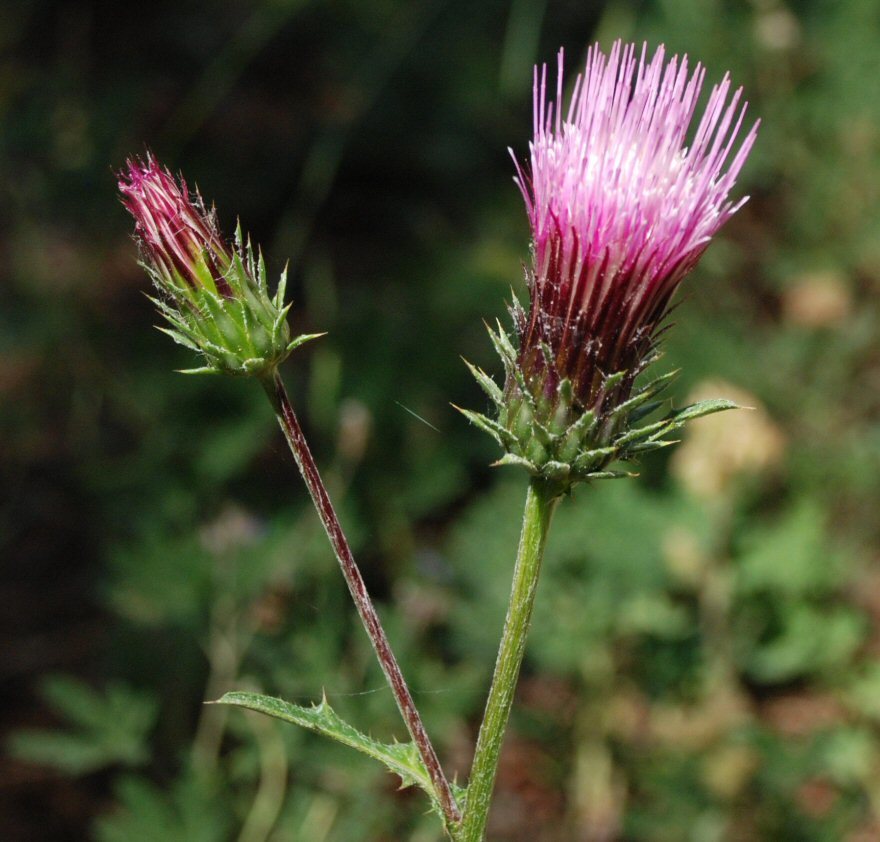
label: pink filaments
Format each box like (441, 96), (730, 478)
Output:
(119, 154), (234, 298)
(512, 41), (758, 405)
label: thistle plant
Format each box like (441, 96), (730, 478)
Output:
(458, 41), (757, 840)
(121, 39), (756, 842)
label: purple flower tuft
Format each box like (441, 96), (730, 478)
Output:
(119, 154), (235, 299)
(512, 41), (759, 409)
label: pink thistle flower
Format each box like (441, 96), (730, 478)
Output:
(512, 40), (759, 410)
(461, 41), (758, 486)
(119, 153), (235, 299)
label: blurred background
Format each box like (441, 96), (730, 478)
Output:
(3, 0), (880, 839)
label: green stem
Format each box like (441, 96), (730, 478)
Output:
(460, 478), (559, 841)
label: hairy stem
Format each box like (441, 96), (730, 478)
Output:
(260, 370), (460, 828)
(460, 478), (559, 841)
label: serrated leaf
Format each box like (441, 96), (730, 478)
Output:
(620, 439), (677, 454)
(557, 377), (573, 404)
(463, 359), (504, 406)
(670, 398), (741, 425)
(634, 348), (664, 374)
(230, 253), (253, 297)
(632, 368), (679, 399)
(490, 319), (518, 362)
(508, 286), (524, 317)
(176, 366), (222, 376)
(610, 369), (678, 424)
(200, 291), (236, 337)
(531, 419), (556, 446)
(257, 248), (268, 293)
(491, 453), (538, 472)
(156, 327), (202, 354)
(609, 383), (664, 422)
(274, 262), (290, 308)
(627, 400), (665, 425)
(286, 332), (326, 353)
(601, 370), (628, 391)
(216, 691), (439, 796)
(271, 302), (293, 336)
(572, 446), (618, 471)
(510, 365), (537, 413)
(454, 406), (515, 447)
(158, 313), (198, 343)
(613, 418), (671, 447)
(562, 408), (597, 440)
(238, 300), (258, 356)
(584, 470), (637, 480)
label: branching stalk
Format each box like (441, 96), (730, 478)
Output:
(460, 478), (559, 841)
(260, 369), (461, 828)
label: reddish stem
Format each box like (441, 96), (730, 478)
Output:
(262, 370), (461, 827)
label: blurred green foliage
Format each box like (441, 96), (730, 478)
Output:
(3, 0), (880, 839)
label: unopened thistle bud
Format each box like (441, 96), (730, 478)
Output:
(119, 154), (320, 376)
(462, 41), (759, 490)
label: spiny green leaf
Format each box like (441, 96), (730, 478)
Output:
(562, 408), (597, 440)
(613, 418), (672, 447)
(601, 370), (628, 392)
(257, 248), (269, 293)
(572, 446), (618, 471)
(486, 320), (517, 366)
(238, 300), (258, 357)
(274, 263), (290, 309)
(215, 691), (437, 796)
(286, 332), (326, 353)
(610, 371), (678, 420)
(670, 398), (741, 425)
(271, 302), (293, 336)
(531, 418), (556, 447)
(176, 366), (222, 376)
(195, 337), (236, 359)
(557, 377), (573, 404)
(620, 439), (677, 454)
(491, 453), (538, 472)
(511, 369), (537, 414)
(454, 406), (516, 447)
(632, 368), (679, 399)
(463, 359), (504, 406)
(508, 286), (524, 316)
(627, 400), (665, 425)
(156, 327), (202, 354)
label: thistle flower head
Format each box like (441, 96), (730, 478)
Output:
(515, 40), (758, 407)
(462, 42), (758, 489)
(120, 154), (320, 377)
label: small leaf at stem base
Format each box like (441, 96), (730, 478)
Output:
(214, 691), (464, 816)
